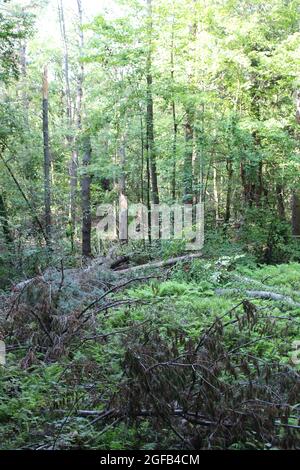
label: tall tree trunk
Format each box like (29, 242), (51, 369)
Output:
(146, 0), (159, 205)
(146, 130), (152, 242)
(81, 135), (92, 257)
(170, 15), (177, 201)
(256, 160), (264, 207)
(76, 0), (84, 129)
(240, 162), (255, 207)
(183, 10), (197, 205)
(119, 135), (128, 242)
(0, 193), (12, 244)
(140, 116), (144, 205)
(77, 0), (92, 256)
(292, 191), (300, 237)
(292, 193), (300, 236)
(58, 0), (77, 250)
(119, 137), (126, 199)
(183, 116), (194, 204)
(19, 40), (29, 126)
(58, 0), (72, 123)
(171, 99), (177, 201)
(42, 66), (51, 245)
(213, 165), (219, 225)
(225, 159), (233, 223)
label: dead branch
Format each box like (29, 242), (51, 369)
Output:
(116, 252), (203, 273)
(215, 288), (300, 308)
(77, 274), (162, 319)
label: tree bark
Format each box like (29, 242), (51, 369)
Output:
(146, 127), (152, 243)
(42, 66), (51, 245)
(146, 0), (159, 205)
(81, 135), (92, 257)
(140, 116), (145, 205)
(183, 116), (194, 204)
(215, 288), (300, 308)
(58, 0), (72, 123)
(117, 252), (203, 274)
(170, 15), (177, 201)
(292, 192), (300, 236)
(58, 0), (77, 250)
(76, 0), (84, 129)
(225, 158), (233, 223)
(183, 11), (197, 205)
(19, 40), (29, 126)
(213, 165), (219, 225)
(77, 0), (92, 257)
(118, 135), (128, 242)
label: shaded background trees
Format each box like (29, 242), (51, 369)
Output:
(1, 0), (300, 287)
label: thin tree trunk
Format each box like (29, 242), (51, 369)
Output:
(119, 135), (128, 243)
(292, 193), (300, 236)
(42, 66), (51, 245)
(0, 193), (13, 244)
(81, 135), (92, 257)
(146, 130), (151, 243)
(240, 162), (254, 206)
(146, 0), (159, 205)
(183, 116), (194, 204)
(183, 12), (197, 205)
(119, 138), (126, 199)
(58, 0), (77, 250)
(170, 16), (177, 201)
(213, 165), (219, 225)
(77, 0), (92, 257)
(197, 103), (205, 204)
(140, 116), (144, 205)
(225, 159), (233, 223)
(76, 0), (84, 129)
(69, 155), (78, 251)
(19, 40), (29, 126)
(58, 0), (72, 122)
(171, 99), (177, 201)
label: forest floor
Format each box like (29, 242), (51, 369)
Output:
(0, 253), (300, 450)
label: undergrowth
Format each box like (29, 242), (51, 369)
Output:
(0, 257), (299, 450)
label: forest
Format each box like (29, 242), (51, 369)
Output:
(0, 0), (300, 452)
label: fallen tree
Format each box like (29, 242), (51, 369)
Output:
(116, 252), (203, 273)
(2, 252), (203, 360)
(215, 288), (300, 308)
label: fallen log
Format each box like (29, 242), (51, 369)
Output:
(215, 288), (300, 308)
(116, 252), (203, 273)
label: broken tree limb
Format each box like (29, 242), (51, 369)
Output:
(77, 274), (163, 320)
(215, 288), (300, 308)
(12, 252), (201, 292)
(116, 252), (203, 273)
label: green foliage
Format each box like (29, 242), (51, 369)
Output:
(0, 1), (33, 82)
(240, 208), (300, 264)
(1, 0), (300, 451)
(1, 261), (300, 449)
